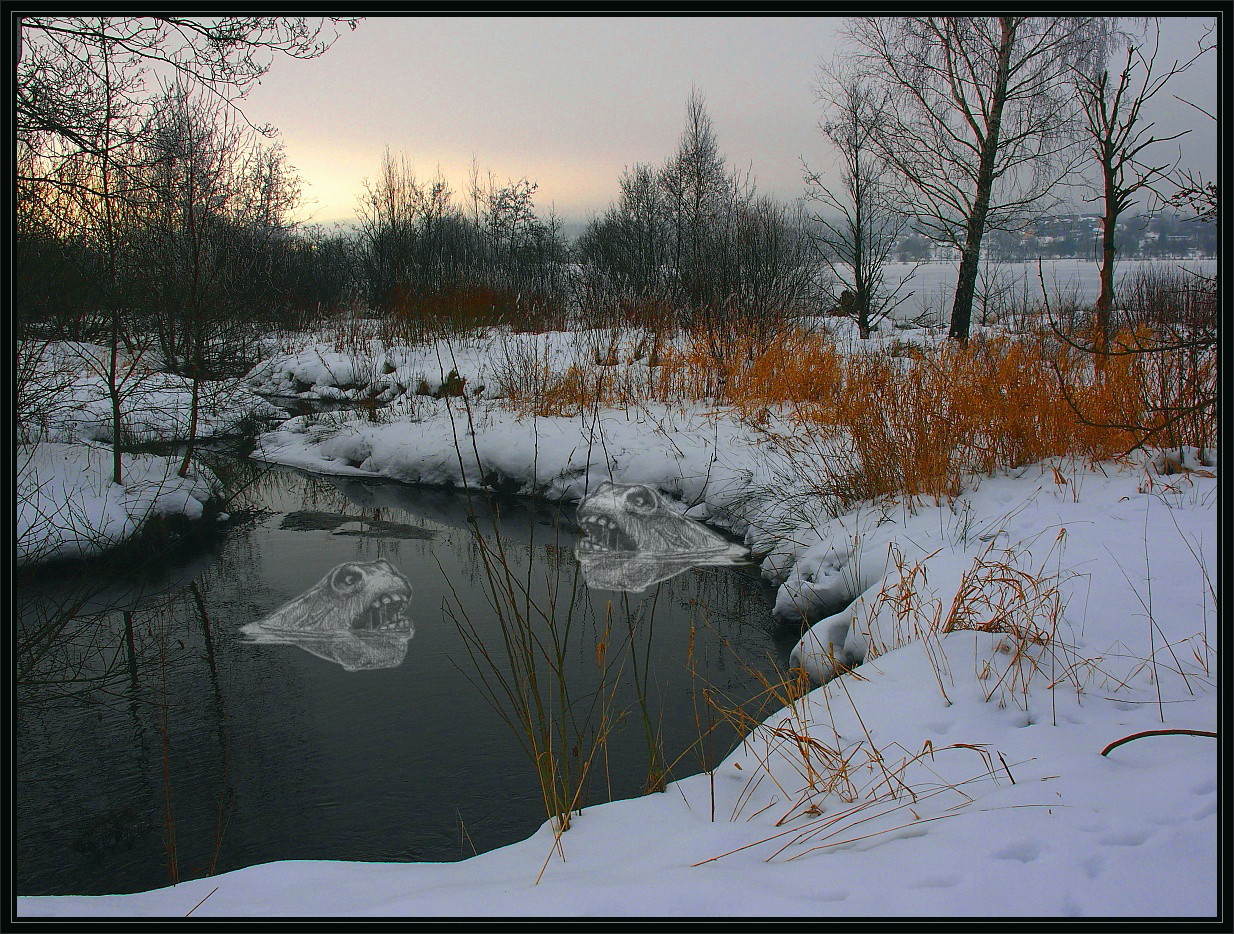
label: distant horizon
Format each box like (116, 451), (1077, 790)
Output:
(239, 16), (1218, 229)
(298, 205), (1219, 243)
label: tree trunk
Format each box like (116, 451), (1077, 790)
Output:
(951, 218), (986, 342)
(949, 17), (1015, 343)
(109, 316), (124, 484)
(1095, 164), (1118, 363)
(178, 373), (200, 478)
(178, 173), (202, 478)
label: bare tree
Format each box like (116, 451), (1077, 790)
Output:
(1049, 20), (1217, 460)
(1166, 20), (1218, 225)
(357, 151), (567, 328)
(16, 16), (355, 484)
(726, 195), (818, 348)
(574, 163), (673, 321)
(805, 66), (912, 338)
(1073, 19), (1206, 356)
(358, 149), (450, 309)
(578, 90), (816, 349)
(17, 16), (356, 173)
(846, 16), (1111, 340)
(659, 87), (737, 324)
(129, 82), (302, 475)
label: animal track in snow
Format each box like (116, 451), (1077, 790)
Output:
(993, 840), (1042, 863)
(812, 888), (849, 902)
(1080, 854), (1105, 879)
(1191, 801), (1217, 821)
(1191, 777), (1216, 796)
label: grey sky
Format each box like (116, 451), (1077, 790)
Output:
(241, 15), (1218, 228)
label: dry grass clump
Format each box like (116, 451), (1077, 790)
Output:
(490, 337), (560, 415)
(690, 651), (1020, 866)
(830, 349), (969, 503)
(787, 332), (1189, 510)
(498, 357), (648, 418)
(950, 334), (1145, 471)
(654, 328), (843, 412)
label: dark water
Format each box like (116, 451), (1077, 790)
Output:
(14, 461), (794, 897)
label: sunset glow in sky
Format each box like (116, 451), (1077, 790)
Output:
(239, 16), (1219, 229)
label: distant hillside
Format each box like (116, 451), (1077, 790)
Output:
(891, 211), (1216, 262)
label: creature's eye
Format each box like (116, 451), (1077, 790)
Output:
(624, 486), (658, 513)
(331, 565), (365, 592)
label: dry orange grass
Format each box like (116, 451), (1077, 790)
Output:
(831, 348), (969, 503)
(947, 334), (1145, 471)
(663, 329), (843, 413)
(495, 321), (1212, 501)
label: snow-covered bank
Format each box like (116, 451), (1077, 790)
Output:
(16, 682), (1220, 917)
(18, 457), (1217, 916)
(17, 320), (1217, 917)
(245, 329), (581, 403)
(15, 341), (282, 566)
(252, 398), (776, 528)
(16, 444), (222, 567)
(242, 325), (948, 411)
(18, 341), (284, 445)
(21, 388), (1216, 916)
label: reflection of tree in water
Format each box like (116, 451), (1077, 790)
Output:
(15, 557), (244, 892)
(17, 573), (190, 710)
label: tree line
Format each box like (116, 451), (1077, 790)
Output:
(16, 15), (1217, 361)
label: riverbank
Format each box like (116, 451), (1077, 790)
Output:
(15, 341), (283, 568)
(21, 399), (1219, 918)
(19, 448), (1217, 914)
(16, 442), (223, 567)
(16, 324), (1218, 918)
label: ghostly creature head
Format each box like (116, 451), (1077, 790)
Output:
(575, 482), (747, 593)
(241, 559), (415, 671)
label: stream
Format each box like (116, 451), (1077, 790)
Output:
(14, 455), (795, 896)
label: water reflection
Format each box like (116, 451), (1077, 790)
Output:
(14, 461), (790, 897)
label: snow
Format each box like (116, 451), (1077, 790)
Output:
(16, 328), (1218, 918)
(252, 398), (774, 517)
(18, 341), (284, 445)
(16, 443), (220, 567)
(15, 341), (283, 566)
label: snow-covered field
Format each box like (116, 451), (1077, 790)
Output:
(17, 322), (1218, 918)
